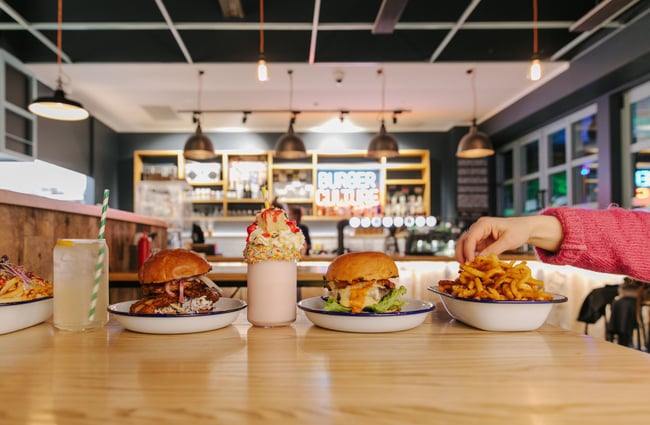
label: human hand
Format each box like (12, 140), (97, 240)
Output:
(455, 215), (563, 264)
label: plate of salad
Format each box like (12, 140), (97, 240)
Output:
(297, 297), (434, 333)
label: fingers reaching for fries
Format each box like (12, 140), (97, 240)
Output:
(439, 254), (552, 301)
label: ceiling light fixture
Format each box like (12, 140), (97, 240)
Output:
(256, 0), (269, 82)
(183, 70), (216, 160)
(456, 69), (494, 158)
(28, 0), (89, 121)
(274, 70), (307, 159)
(367, 68), (399, 159)
(529, 0), (542, 81)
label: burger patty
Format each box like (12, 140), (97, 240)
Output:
(327, 278), (396, 290)
(130, 287), (220, 314)
(141, 279), (207, 297)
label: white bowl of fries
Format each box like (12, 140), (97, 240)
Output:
(428, 286), (566, 331)
(428, 254), (568, 331)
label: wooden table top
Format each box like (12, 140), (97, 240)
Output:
(2, 305), (649, 424)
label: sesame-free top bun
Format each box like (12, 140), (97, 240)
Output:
(139, 249), (211, 284)
(324, 251), (398, 282)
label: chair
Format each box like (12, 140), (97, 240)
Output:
(635, 283), (650, 352)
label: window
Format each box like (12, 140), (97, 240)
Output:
(503, 149), (513, 180)
(522, 140), (539, 174)
(548, 128), (566, 167)
(571, 114), (598, 158)
(523, 178), (540, 213)
(502, 183), (514, 216)
(631, 96), (650, 145)
(572, 163), (598, 204)
(632, 150), (650, 208)
(496, 104), (598, 215)
(549, 171), (567, 206)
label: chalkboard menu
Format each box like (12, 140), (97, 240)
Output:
(457, 158), (489, 222)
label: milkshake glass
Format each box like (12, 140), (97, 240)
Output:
(243, 207), (305, 328)
(247, 260), (297, 327)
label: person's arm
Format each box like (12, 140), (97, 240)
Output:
(456, 207), (650, 282)
(455, 215), (563, 263)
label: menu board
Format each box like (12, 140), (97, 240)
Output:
(456, 158), (489, 221)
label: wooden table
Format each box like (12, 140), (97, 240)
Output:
(2, 306), (650, 424)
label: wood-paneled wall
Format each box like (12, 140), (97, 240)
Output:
(0, 190), (168, 281)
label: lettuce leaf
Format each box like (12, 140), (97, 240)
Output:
(365, 285), (407, 313)
(323, 296), (352, 312)
(322, 285), (407, 313)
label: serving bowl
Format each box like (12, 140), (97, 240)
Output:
(0, 297), (54, 335)
(297, 296), (434, 333)
(108, 298), (246, 334)
(427, 286), (567, 332)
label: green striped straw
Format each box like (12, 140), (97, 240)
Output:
(89, 189), (110, 320)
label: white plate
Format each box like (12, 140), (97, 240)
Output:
(0, 297), (53, 335)
(428, 286), (568, 332)
(297, 297), (434, 333)
(108, 298), (247, 334)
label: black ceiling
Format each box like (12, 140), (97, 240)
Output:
(1, 0), (648, 66)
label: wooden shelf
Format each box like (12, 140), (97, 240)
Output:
(134, 149), (430, 222)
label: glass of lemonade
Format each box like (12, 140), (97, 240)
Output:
(53, 239), (109, 331)
(247, 260), (297, 327)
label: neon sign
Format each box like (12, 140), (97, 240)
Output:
(315, 169), (381, 208)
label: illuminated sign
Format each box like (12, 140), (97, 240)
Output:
(635, 169), (650, 188)
(315, 169), (381, 208)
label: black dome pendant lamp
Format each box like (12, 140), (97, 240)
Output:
(28, 0), (89, 121)
(274, 69), (307, 159)
(456, 69), (494, 158)
(183, 70), (216, 161)
(367, 69), (399, 158)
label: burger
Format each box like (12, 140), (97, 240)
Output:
(323, 251), (407, 313)
(129, 249), (221, 315)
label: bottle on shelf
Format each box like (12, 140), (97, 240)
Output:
(138, 231), (151, 268)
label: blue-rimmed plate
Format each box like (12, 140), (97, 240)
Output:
(108, 298), (246, 334)
(0, 296), (53, 335)
(297, 297), (434, 333)
(428, 286), (568, 331)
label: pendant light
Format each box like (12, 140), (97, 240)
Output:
(183, 70), (216, 160)
(456, 69), (494, 158)
(529, 0), (542, 81)
(367, 69), (399, 158)
(257, 0), (269, 82)
(274, 70), (307, 159)
(28, 0), (89, 121)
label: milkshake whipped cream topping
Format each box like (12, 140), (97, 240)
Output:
(244, 207), (305, 264)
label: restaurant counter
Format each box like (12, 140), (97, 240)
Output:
(2, 308), (649, 424)
(0, 189), (168, 280)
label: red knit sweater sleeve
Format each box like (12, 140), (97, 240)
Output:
(534, 206), (650, 282)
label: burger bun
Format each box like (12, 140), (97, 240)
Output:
(139, 249), (211, 284)
(325, 251), (398, 282)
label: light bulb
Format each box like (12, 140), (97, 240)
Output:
(530, 58), (542, 81)
(257, 58), (269, 82)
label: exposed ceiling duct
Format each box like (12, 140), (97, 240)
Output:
(372, 0), (409, 34)
(218, 0), (244, 18)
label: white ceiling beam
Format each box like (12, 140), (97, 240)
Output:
(0, 0), (72, 63)
(308, 0), (322, 64)
(0, 21), (609, 32)
(429, 0), (482, 63)
(154, 0), (193, 64)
